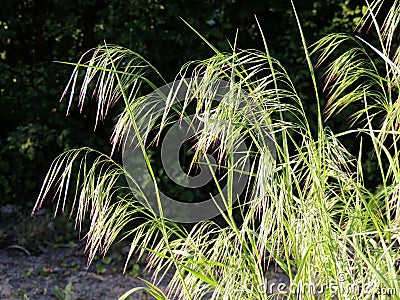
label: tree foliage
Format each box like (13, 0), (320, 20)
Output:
(0, 0), (366, 207)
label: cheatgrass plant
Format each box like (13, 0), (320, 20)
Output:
(33, 0), (400, 299)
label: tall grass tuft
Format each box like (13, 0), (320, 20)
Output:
(33, 1), (400, 299)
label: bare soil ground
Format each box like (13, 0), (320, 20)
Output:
(0, 205), (290, 300)
(0, 205), (169, 300)
(0, 244), (159, 300)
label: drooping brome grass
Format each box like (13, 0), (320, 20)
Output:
(33, 1), (400, 299)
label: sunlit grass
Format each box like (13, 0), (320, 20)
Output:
(33, 1), (400, 299)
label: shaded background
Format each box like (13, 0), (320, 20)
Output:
(0, 0), (367, 210)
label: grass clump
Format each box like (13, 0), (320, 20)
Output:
(33, 1), (400, 299)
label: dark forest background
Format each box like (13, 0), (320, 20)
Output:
(0, 0), (368, 210)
